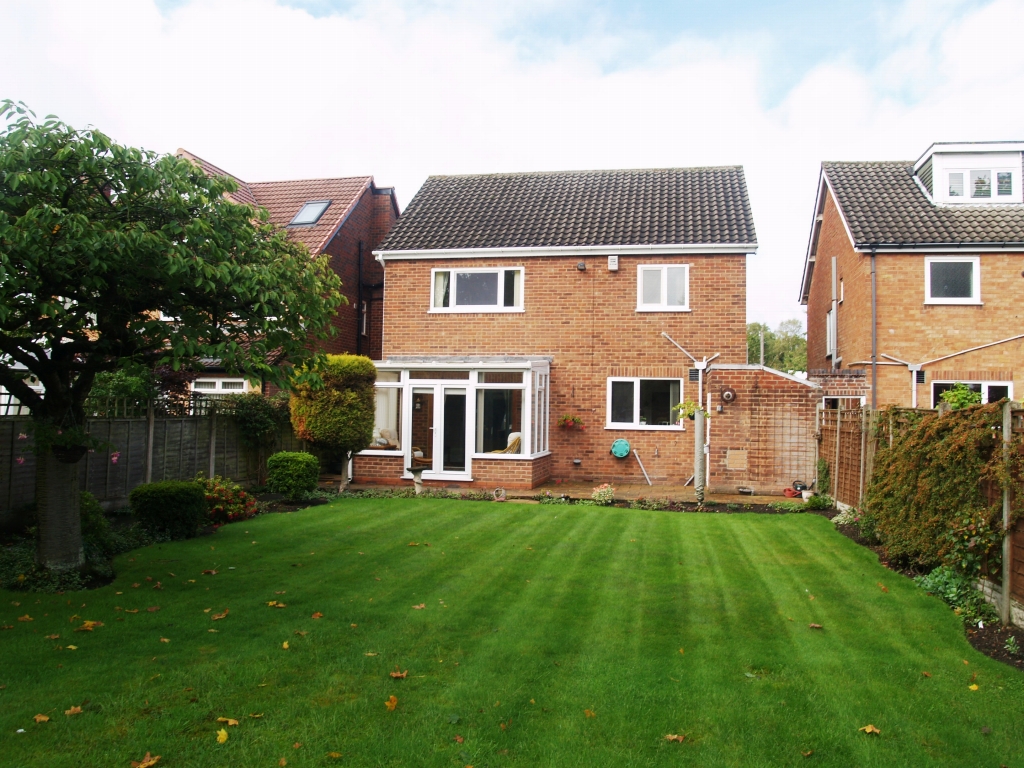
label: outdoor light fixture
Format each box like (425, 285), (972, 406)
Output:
(577, 262), (586, 271)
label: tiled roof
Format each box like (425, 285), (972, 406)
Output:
(248, 177), (372, 253)
(376, 167), (756, 252)
(823, 161), (1024, 246)
(176, 149), (373, 254)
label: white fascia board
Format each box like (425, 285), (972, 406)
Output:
(914, 142), (1024, 171)
(852, 244), (1024, 254)
(373, 243), (757, 260)
(798, 170), (827, 304)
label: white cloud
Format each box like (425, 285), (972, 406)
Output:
(3, 0), (1024, 330)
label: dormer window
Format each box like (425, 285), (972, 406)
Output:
(948, 173), (963, 197)
(998, 172), (1013, 195)
(289, 200), (331, 226)
(945, 168), (1014, 202)
(970, 170), (991, 198)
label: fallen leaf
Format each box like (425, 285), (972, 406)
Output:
(808, 595), (815, 601)
(212, 609), (229, 620)
(275, 591), (286, 595)
(963, 659), (970, 665)
(858, 724), (880, 735)
(146, 576), (152, 582)
(802, 750), (814, 757)
(390, 668), (408, 679)
(877, 582), (889, 593)
(311, 612), (324, 619)
(216, 728), (228, 743)
(351, 623), (358, 628)
(125, 609), (139, 614)
(208, 629), (219, 633)
(217, 717), (239, 726)
(293, 742), (302, 749)
(130, 752), (162, 768)
(46, 634), (60, 640)
(412, 604), (425, 610)
(921, 671), (931, 677)
(282, 641), (289, 650)
(74, 620), (103, 632)
(279, 760), (287, 767)
(152, 582), (163, 590)
(679, 648), (684, 654)
(65, 706), (82, 716)
(808, 623), (823, 630)
(146, 607), (160, 613)
(454, 735), (464, 744)
(365, 652), (378, 657)
(408, 542), (419, 546)
(203, 570), (218, 576)
(584, 709), (596, 718)
(249, 713), (263, 719)
(17, 615), (33, 622)
(969, 684), (979, 691)
(981, 726), (991, 735)
(267, 600), (278, 606)
(328, 752), (342, 758)
(385, 695), (398, 711)
(66, 644), (78, 650)
(664, 734), (685, 742)
(33, 714), (49, 723)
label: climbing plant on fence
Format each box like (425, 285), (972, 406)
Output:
(863, 402), (1023, 576)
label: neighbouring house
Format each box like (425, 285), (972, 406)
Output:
(352, 167), (822, 492)
(799, 142), (1024, 409)
(176, 150), (400, 395)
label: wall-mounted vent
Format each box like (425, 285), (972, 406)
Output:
(916, 370), (926, 384)
(688, 369), (700, 382)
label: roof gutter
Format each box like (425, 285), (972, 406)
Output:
(854, 241), (1024, 252)
(374, 242), (758, 260)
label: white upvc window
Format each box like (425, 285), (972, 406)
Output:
(430, 268), (524, 313)
(931, 380), (1013, 408)
(606, 377), (683, 430)
(946, 168), (1015, 201)
(191, 378), (249, 393)
(636, 264), (690, 311)
(924, 256), (981, 305)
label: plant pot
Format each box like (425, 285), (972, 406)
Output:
(51, 445), (88, 464)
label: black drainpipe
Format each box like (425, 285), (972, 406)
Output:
(356, 241), (363, 356)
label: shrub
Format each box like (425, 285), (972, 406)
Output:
(914, 566), (997, 626)
(805, 494), (833, 510)
(767, 500), (806, 513)
(198, 475), (259, 525)
(223, 392), (290, 483)
(629, 497), (670, 510)
(939, 382), (983, 410)
(816, 458), (831, 496)
(290, 355), (376, 463)
(267, 451), (320, 500)
(591, 483), (615, 505)
(129, 481), (207, 540)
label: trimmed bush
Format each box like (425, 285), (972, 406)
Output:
(289, 354), (376, 460)
(198, 474), (259, 525)
(129, 481), (207, 540)
(267, 451), (320, 500)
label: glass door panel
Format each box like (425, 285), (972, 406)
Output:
(410, 389), (434, 468)
(442, 388), (467, 472)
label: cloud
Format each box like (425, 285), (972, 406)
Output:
(2, 0), (1023, 329)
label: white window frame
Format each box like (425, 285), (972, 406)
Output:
(636, 264), (691, 312)
(605, 377), (684, 431)
(924, 255), (981, 305)
(944, 168), (1017, 203)
(190, 378), (250, 393)
(362, 381), (405, 456)
(931, 380), (1013, 408)
(429, 267), (525, 314)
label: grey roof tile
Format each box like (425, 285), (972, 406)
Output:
(823, 161), (1024, 246)
(376, 167), (756, 252)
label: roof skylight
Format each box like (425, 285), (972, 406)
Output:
(289, 200), (331, 226)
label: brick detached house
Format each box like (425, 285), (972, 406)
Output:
(799, 142), (1024, 408)
(176, 150), (400, 394)
(352, 168), (823, 493)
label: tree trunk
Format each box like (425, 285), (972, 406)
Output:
(35, 449), (84, 571)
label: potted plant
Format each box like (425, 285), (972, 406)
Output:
(557, 414), (585, 430)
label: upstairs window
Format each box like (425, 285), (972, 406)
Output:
(289, 200), (331, 226)
(947, 169), (1014, 201)
(949, 173), (964, 197)
(431, 268), (523, 312)
(637, 265), (689, 311)
(970, 170), (991, 198)
(998, 172), (1013, 196)
(925, 256), (980, 304)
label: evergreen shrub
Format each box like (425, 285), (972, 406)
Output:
(129, 481), (207, 540)
(267, 451), (320, 500)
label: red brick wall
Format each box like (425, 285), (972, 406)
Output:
(704, 367), (820, 494)
(317, 188), (397, 360)
(352, 453), (552, 490)
(807, 185), (1024, 407)
(380, 253), (748, 484)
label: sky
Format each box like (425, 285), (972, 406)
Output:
(3, 0), (1024, 330)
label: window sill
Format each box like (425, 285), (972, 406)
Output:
(605, 424), (684, 431)
(923, 300), (983, 306)
(428, 308), (525, 314)
(472, 452), (527, 460)
(357, 449), (404, 456)
(635, 307), (691, 313)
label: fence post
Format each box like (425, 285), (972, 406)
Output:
(858, 407), (868, 507)
(834, 407), (842, 502)
(208, 407), (217, 479)
(1002, 401), (1012, 626)
(145, 402), (155, 484)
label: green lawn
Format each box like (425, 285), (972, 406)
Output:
(2, 500), (1022, 767)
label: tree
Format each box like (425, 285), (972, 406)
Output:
(289, 355), (376, 490)
(0, 102), (343, 570)
(747, 319), (807, 373)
